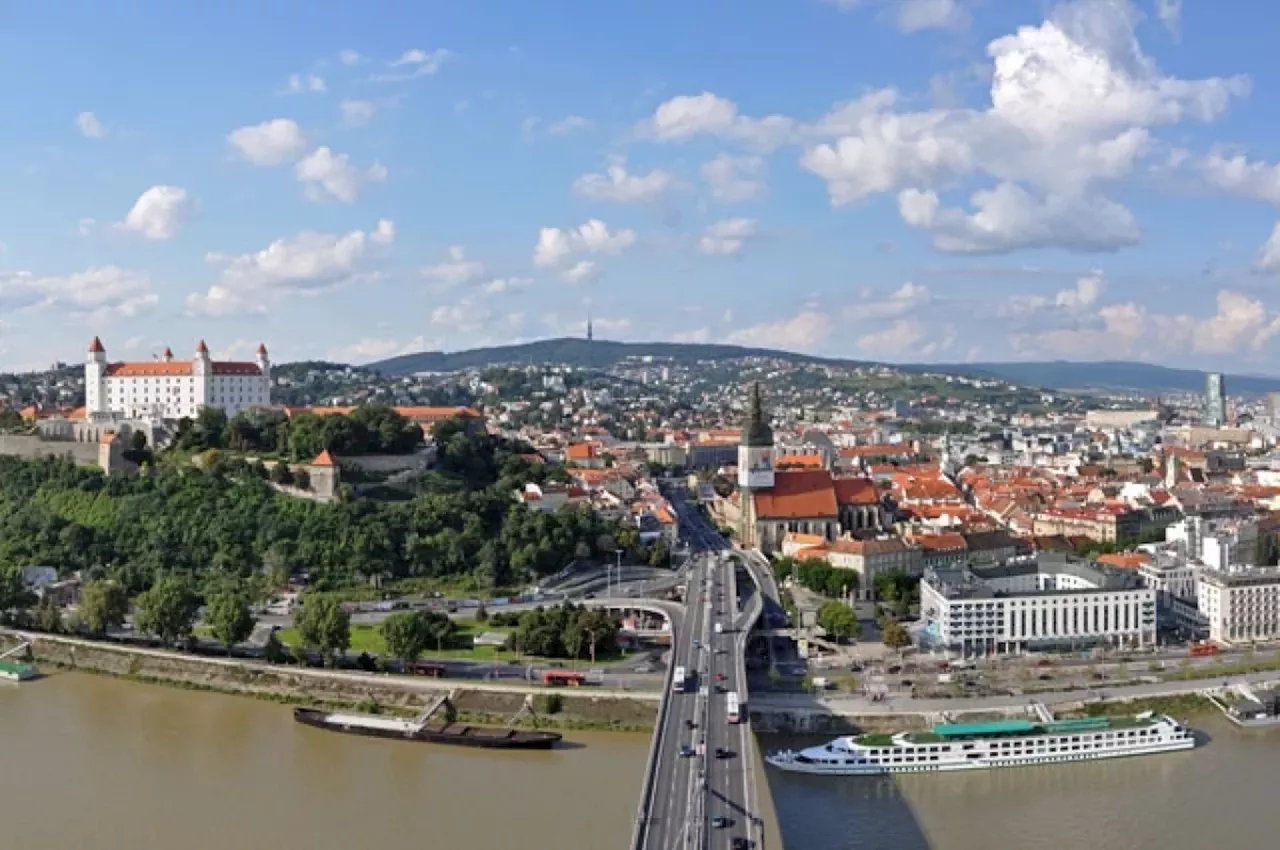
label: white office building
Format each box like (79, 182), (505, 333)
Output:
(921, 554), (1157, 656)
(1197, 569), (1280, 644)
(85, 337), (271, 421)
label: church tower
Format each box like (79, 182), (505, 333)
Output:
(737, 381), (775, 547)
(85, 336), (107, 415)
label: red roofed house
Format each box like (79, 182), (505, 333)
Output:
(86, 337), (271, 420)
(751, 469), (840, 552)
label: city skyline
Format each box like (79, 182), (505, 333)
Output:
(5, 1), (1280, 372)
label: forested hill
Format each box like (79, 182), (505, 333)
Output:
(364, 338), (1280, 394)
(365, 338), (868, 376)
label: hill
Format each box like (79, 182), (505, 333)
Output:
(365, 338), (872, 375)
(364, 338), (1280, 395)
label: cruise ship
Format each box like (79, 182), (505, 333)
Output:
(766, 712), (1195, 775)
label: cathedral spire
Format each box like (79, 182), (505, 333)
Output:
(743, 381), (774, 447)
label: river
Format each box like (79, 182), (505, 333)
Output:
(764, 713), (1280, 849)
(0, 672), (648, 850)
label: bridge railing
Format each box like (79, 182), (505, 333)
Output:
(630, 612), (679, 850)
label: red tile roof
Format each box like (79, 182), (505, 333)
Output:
(311, 450), (336, 467)
(754, 470), (838, 519)
(103, 360), (263, 377)
(88, 336), (105, 353)
(833, 476), (880, 506)
(777, 454), (825, 470)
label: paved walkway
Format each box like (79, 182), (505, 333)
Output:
(752, 668), (1280, 717)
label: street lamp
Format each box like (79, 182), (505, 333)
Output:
(612, 548), (624, 596)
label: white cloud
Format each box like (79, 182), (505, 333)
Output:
(562, 260), (600, 285)
(421, 246), (486, 289)
(77, 218), (96, 237)
(371, 219), (396, 245)
(572, 159), (675, 203)
(0, 266), (158, 320)
(372, 48), (450, 82)
(189, 221), (393, 316)
(483, 277), (533, 295)
(118, 186), (192, 241)
(330, 336), (426, 362)
(701, 154), (766, 203)
(284, 74), (326, 94)
(1185, 150), (1280, 206)
(533, 219), (637, 267)
(856, 319), (951, 357)
(547, 115), (594, 135)
(827, 0), (968, 32)
(339, 49), (364, 66)
(641, 92), (799, 151)
(431, 301), (492, 333)
(853, 281), (933, 319)
(671, 327), (711, 343)
(227, 119), (309, 166)
(897, 185), (1142, 253)
(1256, 222), (1280, 273)
(295, 147), (386, 203)
(75, 111), (107, 139)
(1006, 274), (1107, 316)
(725, 311), (831, 350)
(1155, 0), (1181, 39)
(699, 218), (758, 256)
(340, 99), (378, 127)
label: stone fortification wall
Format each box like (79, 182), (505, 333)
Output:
(338, 448), (436, 474)
(0, 435), (100, 467)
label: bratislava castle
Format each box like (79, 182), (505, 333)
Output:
(85, 337), (271, 421)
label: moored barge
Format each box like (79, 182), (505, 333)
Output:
(293, 707), (562, 749)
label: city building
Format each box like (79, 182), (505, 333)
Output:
(1197, 569), (1280, 644)
(85, 337), (270, 421)
(1204, 372), (1227, 427)
(920, 554), (1157, 655)
(737, 382), (776, 548)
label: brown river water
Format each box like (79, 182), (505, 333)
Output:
(4, 672), (1276, 850)
(0, 672), (648, 850)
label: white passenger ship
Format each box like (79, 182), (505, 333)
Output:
(766, 712), (1195, 775)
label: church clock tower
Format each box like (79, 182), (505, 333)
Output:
(738, 382), (775, 547)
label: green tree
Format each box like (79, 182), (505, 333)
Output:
(263, 630), (286, 663)
(206, 586), (256, 653)
(78, 580), (129, 637)
(426, 610), (457, 654)
(381, 610), (432, 667)
(35, 594), (63, 634)
(882, 621), (913, 652)
(134, 574), (200, 646)
(295, 595), (351, 665)
(817, 601), (860, 642)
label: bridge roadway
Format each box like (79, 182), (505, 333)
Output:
(632, 490), (775, 850)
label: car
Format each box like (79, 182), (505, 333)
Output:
(692, 639), (701, 649)
(679, 745), (695, 758)
(886, 665), (903, 675)
(1037, 673), (1053, 681)
(715, 684), (727, 694)
(716, 673), (727, 682)
(900, 679), (913, 687)
(1035, 658), (1053, 667)
(685, 719), (697, 729)
(732, 838), (751, 850)
(711, 816), (732, 829)
(715, 747), (734, 759)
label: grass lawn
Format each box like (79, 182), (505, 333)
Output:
(275, 619), (524, 661)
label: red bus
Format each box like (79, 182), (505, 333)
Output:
(1189, 642), (1220, 657)
(543, 670), (587, 687)
(408, 661), (449, 678)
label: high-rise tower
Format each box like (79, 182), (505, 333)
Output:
(1204, 372), (1226, 427)
(737, 382), (775, 546)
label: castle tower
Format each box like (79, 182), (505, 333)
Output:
(737, 382), (775, 548)
(85, 336), (107, 415)
(256, 342), (271, 379)
(162, 347), (173, 362)
(193, 340), (211, 410)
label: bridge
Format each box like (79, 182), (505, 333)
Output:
(629, 491), (780, 850)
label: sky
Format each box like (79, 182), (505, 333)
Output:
(6, 0), (1280, 373)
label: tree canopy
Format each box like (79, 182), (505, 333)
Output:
(173, 404), (424, 460)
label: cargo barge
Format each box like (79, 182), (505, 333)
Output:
(292, 707), (563, 749)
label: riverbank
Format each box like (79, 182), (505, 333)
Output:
(0, 631), (657, 733)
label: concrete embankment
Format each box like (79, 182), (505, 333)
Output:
(0, 631), (658, 731)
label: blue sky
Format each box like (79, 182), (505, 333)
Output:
(4, 0), (1280, 372)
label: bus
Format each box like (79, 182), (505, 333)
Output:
(543, 670), (587, 687)
(726, 691), (741, 724)
(672, 666), (687, 693)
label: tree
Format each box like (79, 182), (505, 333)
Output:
(35, 594), (63, 634)
(295, 595), (351, 665)
(381, 611), (432, 667)
(263, 630), (286, 663)
(817, 601), (860, 642)
(206, 586), (256, 653)
(134, 574), (200, 646)
(426, 610), (457, 654)
(882, 621), (913, 652)
(293, 468), (311, 491)
(79, 580), (129, 637)
(474, 602), (489, 623)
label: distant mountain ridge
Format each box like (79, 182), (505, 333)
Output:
(363, 338), (1280, 394)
